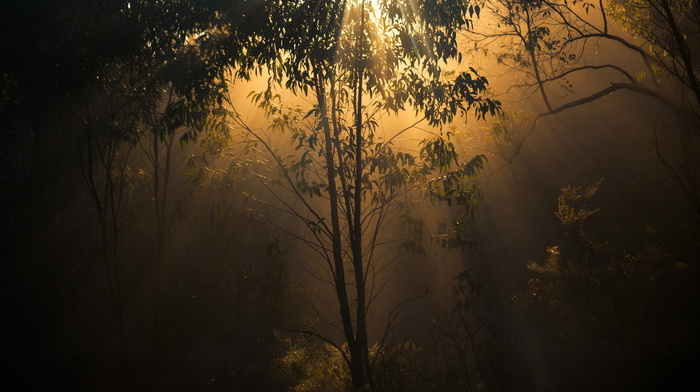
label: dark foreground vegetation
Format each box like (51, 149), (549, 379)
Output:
(2, 1), (698, 391)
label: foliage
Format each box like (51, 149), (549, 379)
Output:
(64, 135), (296, 391)
(279, 337), (442, 392)
(370, 341), (432, 392)
(234, 1), (499, 389)
(462, 0), (700, 213)
(4, 2), (700, 391)
(607, 0), (698, 78)
(278, 335), (350, 392)
(456, 110), (531, 172)
(522, 181), (698, 391)
(1, 3), (296, 390)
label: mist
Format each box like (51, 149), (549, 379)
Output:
(2, 1), (699, 392)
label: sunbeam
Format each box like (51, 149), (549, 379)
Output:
(8, 1), (698, 391)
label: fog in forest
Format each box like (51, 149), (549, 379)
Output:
(2, 1), (699, 392)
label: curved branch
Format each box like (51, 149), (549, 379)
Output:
(536, 82), (669, 120)
(487, 82), (680, 180)
(542, 64), (637, 86)
(565, 33), (660, 89)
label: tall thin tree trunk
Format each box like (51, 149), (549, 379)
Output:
(148, 127), (173, 391)
(74, 106), (134, 390)
(315, 69), (360, 386)
(350, 2), (371, 387)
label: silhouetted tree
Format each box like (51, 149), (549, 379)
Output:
(232, 0), (499, 389)
(523, 181), (698, 391)
(466, 0), (700, 212)
(1, 1), (283, 390)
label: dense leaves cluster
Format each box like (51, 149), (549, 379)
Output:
(522, 182), (698, 391)
(237, 1), (500, 390)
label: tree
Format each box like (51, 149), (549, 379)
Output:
(1, 1), (284, 390)
(71, 62), (143, 389)
(231, 0), (499, 389)
(466, 0), (663, 114)
(523, 181), (698, 391)
(465, 0), (700, 211)
(69, 2), (235, 387)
